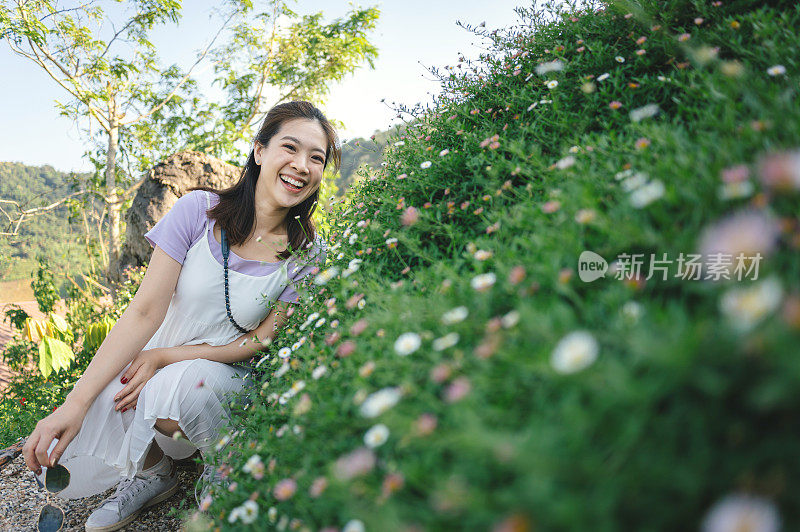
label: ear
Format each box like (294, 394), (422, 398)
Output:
(254, 141), (263, 165)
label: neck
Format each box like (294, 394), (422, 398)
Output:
(253, 195), (288, 236)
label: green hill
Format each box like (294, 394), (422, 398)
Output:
(0, 162), (93, 283)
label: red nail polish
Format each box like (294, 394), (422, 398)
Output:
(122, 408), (127, 412)
(121, 377), (127, 384)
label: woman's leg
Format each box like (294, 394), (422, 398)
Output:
(143, 418), (187, 469)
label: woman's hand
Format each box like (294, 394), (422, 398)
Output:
(113, 349), (165, 412)
(22, 400), (88, 473)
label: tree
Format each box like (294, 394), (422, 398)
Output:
(0, 0), (380, 284)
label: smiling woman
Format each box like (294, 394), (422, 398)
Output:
(21, 101), (340, 531)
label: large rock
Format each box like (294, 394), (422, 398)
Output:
(119, 150), (241, 271)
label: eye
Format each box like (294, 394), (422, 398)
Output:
(282, 143), (296, 151)
(313, 155), (325, 163)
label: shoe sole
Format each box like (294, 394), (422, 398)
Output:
(84, 478), (180, 532)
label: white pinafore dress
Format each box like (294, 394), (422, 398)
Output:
(37, 191), (292, 500)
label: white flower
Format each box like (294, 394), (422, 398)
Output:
(277, 347), (291, 359)
(228, 500), (259, 524)
(348, 258), (363, 270)
(439, 149), (450, 157)
(314, 267), (339, 285)
(420, 160), (432, 169)
(536, 59), (564, 75)
(242, 454), (262, 474)
(274, 363), (290, 379)
(349, 233), (358, 245)
(629, 103), (660, 122)
(291, 340), (302, 351)
(720, 277), (783, 333)
(501, 310), (520, 328)
(364, 424), (390, 448)
(470, 272), (497, 291)
(550, 331), (599, 374)
(596, 72), (610, 81)
(621, 172), (649, 192)
(268, 506), (278, 522)
(545, 79), (559, 89)
(474, 249), (493, 260)
(441, 306), (469, 325)
(359, 387), (402, 418)
(393, 140), (406, 146)
(315, 318), (326, 328)
(568, 145), (581, 153)
(343, 520), (366, 532)
(312, 365), (328, 380)
(386, 237), (399, 247)
(621, 301), (643, 323)
(766, 64), (786, 76)
(214, 433), (231, 452)
(394, 332), (421, 356)
(629, 179), (665, 208)
(433, 332), (460, 351)
(615, 55), (625, 63)
(357, 299), (366, 309)
(702, 494), (780, 532)
(556, 155), (576, 169)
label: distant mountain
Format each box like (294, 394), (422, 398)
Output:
(0, 162), (92, 281)
(336, 124), (405, 196)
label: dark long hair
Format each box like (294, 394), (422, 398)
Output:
(192, 101), (341, 260)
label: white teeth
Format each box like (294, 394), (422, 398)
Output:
(280, 175), (305, 188)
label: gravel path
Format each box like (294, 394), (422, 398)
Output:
(0, 450), (205, 531)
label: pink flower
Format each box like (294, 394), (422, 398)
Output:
(350, 319), (369, 336)
(444, 377), (472, 403)
(721, 165), (750, 184)
(430, 363), (452, 384)
(381, 472), (405, 498)
(334, 447), (376, 480)
(309, 476), (328, 498)
(337, 340), (356, 358)
(401, 206), (419, 226)
(634, 138), (651, 150)
(541, 200), (561, 213)
(415, 413), (438, 436)
(758, 150), (800, 192)
(273, 478), (297, 501)
(508, 266), (526, 285)
(325, 331), (341, 346)
(609, 101), (622, 110)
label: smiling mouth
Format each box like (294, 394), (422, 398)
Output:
(280, 174), (307, 192)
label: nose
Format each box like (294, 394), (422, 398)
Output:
(290, 154), (309, 175)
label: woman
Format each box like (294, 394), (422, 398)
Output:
(22, 100), (339, 531)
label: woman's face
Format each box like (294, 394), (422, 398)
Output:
(254, 117), (328, 212)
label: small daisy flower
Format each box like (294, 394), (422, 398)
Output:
(556, 155), (576, 169)
(386, 237), (399, 248)
(277, 347), (291, 359)
(615, 55), (625, 63)
(394, 332), (422, 356)
(546, 79), (559, 89)
(343, 520), (367, 532)
(720, 277), (783, 333)
(474, 249), (493, 260)
(315, 318), (326, 328)
(609, 101), (623, 110)
(767, 65), (786, 76)
(597, 72), (610, 81)
(420, 160), (432, 169)
(314, 267), (339, 285)
(630, 179), (665, 208)
(634, 137), (651, 150)
(393, 140), (405, 146)
(701, 493), (780, 532)
(359, 387), (402, 418)
(678, 33), (691, 42)
(312, 365), (328, 380)
(433, 332), (460, 351)
(575, 209), (597, 224)
(273, 478), (297, 501)
(439, 149), (450, 157)
(535, 60), (564, 74)
(441, 306), (468, 325)
(471, 272), (497, 292)
(551, 330), (599, 374)
(501, 310), (520, 328)
(630, 103), (660, 122)
(364, 424), (390, 448)
(358, 299), (366, 309)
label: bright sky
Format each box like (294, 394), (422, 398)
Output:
(0, 0), (528, 173)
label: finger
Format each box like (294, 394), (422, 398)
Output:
(23, 432), (42, 473)
(49, 428), (75, 467)
(121, 361), (139, 384)
(35, 433), (54, 468)
(117, 382), (145, 412)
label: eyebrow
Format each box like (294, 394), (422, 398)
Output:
(280, 136), (326, 157)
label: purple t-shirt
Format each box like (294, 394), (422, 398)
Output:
(144, 190), (326, 303)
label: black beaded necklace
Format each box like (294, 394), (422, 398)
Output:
(220, 228), (249, 334)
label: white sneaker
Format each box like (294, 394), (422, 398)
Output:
(85, 456), (179, 531)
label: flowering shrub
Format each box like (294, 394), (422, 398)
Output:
(184, 0), (800, 530)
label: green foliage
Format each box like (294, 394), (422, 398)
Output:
(0, 162), (93, 281)
(31, 258), (59, 313)
(183, 0), (800, 530)
(3, 304), (30, 330)
(0, 267), (145, 448)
